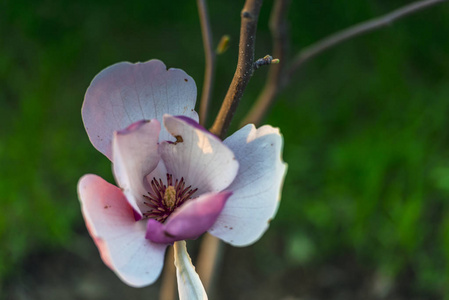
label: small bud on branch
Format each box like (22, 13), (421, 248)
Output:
(254, 55), (280, 70)
(216, 35), (231, 54)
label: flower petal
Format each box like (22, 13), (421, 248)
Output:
(174, 241), (208, 300)
(112, 119), (161, 218)
(78, 174), (167, 287)
(145, 191), (232, 244)
(159, 115), (239, 194)
(82, 60), (198, 160)
(208, 125), (287, 246)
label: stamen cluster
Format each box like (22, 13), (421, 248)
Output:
(143, 173), (198, 223)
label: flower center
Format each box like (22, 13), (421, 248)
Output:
(143, 174), (198, 223)
(163, 186), (176, 208)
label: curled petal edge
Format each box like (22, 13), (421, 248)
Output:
(208, 124), (287, 247)
(145, 191), (232, 244)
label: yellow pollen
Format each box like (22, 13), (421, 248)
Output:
(163, 186), (177, 208)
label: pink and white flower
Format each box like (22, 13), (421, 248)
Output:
(78, 60), (287, 288)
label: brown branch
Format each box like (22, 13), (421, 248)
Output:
(241, 0), (290, 126)
(287, 0), (448, 79)
(197, 0), (216, 126)
(196, 0), (264, 293)
(209, 0), (264, 138)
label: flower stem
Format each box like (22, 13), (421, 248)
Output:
(173, 241), (208, 300)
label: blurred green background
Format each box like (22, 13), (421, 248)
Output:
(1, 0), (449, 299)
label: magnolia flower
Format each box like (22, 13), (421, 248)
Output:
(77, 60), (287, 290)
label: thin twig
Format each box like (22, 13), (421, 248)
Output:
(197, 0), (216, 126)
(209, 0), (264, 139)
(287, 0), (448, 79)
(159, 246), (176, 300)
(196, 233), (223, 294)
(241, 0), (290, 126)
(242, 0), (447, 126)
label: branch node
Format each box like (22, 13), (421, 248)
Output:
(242, 11), (252, 19)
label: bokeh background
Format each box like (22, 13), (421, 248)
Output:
(2, 0), (449, 299)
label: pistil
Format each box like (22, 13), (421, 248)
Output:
(143, 174), (198, 223)
(163, 186), (176, 208)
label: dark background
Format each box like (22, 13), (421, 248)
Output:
(1, 0), (449, 299)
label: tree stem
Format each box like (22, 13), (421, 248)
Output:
(241, 0), (290, 126)
(210, 0), (264, 138)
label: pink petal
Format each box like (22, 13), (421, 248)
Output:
(208, 125), (287, 246)
(78, 174), (167, 287)
(112, 119), (161, 218)
(82, 60), (198, 160)
(145, 191), (232, 244)
(159, 115), (239, 195)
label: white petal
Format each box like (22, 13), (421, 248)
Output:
(159, 115), (239, 194)
(82, 60), (198, 160)
(173, 241), (208, 300)
(145, 157), (168, 186)
(112, 120), (161, 217)
(208, 124), (287, 246)
(78, 174), (167, 287)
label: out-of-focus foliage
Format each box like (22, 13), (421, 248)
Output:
(1, 0), (449, 297)
(268, 1), (449, 296)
